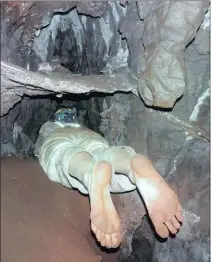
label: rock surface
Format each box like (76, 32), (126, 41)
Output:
(1, 156), (117, 262)
(123, 138), (210, 262)
(77, 1), (109, 17)
(137, 1), (209, 108)
(194, 10), (210, 55)
(1, 1), (209, 113)
(1, 61), (138, 116)
(97, 32), (210, 260)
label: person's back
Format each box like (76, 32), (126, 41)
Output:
(34, 107), (85, 157)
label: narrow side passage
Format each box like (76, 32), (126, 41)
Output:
(1, 157), (117, 262)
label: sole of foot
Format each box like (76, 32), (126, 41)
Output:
(90, 161), (122, 248)
(131, 154), (183, 238)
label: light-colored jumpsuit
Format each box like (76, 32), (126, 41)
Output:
(34, 121), (137, 194)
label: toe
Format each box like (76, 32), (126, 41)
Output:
(111, 232), (121, 248)
(96, 229), (102, 242)
(100, 236), (107, 247)
(176, 210), (183, 222)
(165, 221), (177, 234)
(91, 223), (97, 233)
(105, 234), (113, 248)
(155, 223), (169, 238)
(171, 216), (181, 229)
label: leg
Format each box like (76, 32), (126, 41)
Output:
(68, 152), (121, 248)
(113, 151), (183, 238)
(113, 148), (135, 183)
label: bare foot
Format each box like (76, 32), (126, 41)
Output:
(90, 161), (122, 248)
(130, 154), (183, 238)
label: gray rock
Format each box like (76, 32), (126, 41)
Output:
(1, 143), (17, 156)
(172, 45), (210, 124)
(137, 1), (209, 108)
(1, 97), (58, 157)
(194, 10), (210, 55)
(123, 138), (210, 262)
(119, 2), (145, 78)
(77, 1), (109, 17)
(126, 95), (187, 175)
(100, 92), (133, 145)
(188, 87), (210, 139)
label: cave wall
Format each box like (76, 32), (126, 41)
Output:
(1, 1), (210, 262)
(87, 39), (210, 261)
(1, 97), (57, 157)
(120, 55), (210, 262)
(1, 1), (130, 74)
(84, 8), (210, 260)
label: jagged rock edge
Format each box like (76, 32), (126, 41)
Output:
(1, 61), (138, 116)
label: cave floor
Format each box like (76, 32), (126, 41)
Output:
(1, 157), (117, 262)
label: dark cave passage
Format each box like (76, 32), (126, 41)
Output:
(1, 91), (117, 158)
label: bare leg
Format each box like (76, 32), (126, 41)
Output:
(68, 152), (121, 248)
(113, 149), (135, 183)
(113, 150), (183, 238)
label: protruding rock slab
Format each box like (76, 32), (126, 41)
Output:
(1, 61), (138, 116)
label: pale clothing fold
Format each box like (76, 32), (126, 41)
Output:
(35, 122), (136, 194)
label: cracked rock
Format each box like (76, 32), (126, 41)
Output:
(194, 9), (210, 55)
(138, 1), (209, 108)
(77, 1), (109, 17)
